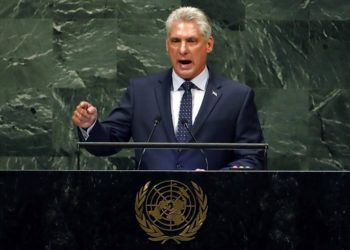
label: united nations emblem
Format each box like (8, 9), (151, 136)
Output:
(135, 180), (208, 244)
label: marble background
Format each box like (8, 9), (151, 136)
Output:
(0, 0), (349, 170)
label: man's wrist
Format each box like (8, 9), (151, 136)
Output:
(79, 120), (97, 140)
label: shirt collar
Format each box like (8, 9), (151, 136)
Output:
(172, 66), (209, 91)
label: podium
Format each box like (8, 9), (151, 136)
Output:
(0, 170), (350, 249)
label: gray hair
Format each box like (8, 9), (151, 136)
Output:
(165, 7), (212, 40)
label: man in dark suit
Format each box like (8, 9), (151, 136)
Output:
(72, 6), (265, 170)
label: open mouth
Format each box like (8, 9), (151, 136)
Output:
(178, 60), (192, 65)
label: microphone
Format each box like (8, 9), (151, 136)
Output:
(180, 118), (209, 171)
(136, 117), (161, 170)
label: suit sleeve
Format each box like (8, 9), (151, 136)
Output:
(77, 82), (134, 156)
(227, 89), (266, 169)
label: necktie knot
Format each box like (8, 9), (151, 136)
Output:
(181, 81), (194, 92)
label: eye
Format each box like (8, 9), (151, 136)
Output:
(170, 38), (181, 43)
(187, 38), (197, 43)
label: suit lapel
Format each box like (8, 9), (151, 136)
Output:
(154, 70), (177, 142)
(192, 72), (222, 136)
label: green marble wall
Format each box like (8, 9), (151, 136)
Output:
(0, 0), (349, 170)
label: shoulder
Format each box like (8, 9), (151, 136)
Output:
(129, 70), (171, 87)
(210, 72), (252, 94)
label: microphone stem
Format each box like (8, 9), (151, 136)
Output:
(183, 122), (209, 171)
(137, 119), (159, 170)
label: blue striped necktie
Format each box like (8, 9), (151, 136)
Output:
(176, 81), (194, 142)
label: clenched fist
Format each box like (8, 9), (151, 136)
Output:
(72, 101), (98, 129)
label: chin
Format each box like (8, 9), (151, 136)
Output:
(176, 70), (194, 80)
(179, 74), (193, 80)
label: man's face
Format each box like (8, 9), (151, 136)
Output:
(166, 21), (214, 80)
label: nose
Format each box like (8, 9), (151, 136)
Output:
(179, 41), (189, 55)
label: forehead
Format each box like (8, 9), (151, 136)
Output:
(168, 21), (203, 38)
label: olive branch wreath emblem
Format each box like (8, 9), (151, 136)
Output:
(135, 181), (208, 244)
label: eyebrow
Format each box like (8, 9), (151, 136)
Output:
(169, 36), (198, 40)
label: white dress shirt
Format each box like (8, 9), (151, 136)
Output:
(171, 67), (209, 133)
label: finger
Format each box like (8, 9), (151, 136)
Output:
(72, 113), (84, 126)
(74, 110), (93, 123)
(78, 101), (91, 110)
(72, 111), (95, 128)
(87, 105), (97, 115)
(76, 108), (92, 120)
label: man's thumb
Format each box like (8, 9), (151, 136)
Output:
(87, 106), (96, 115)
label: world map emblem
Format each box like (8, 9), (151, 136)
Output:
(135, 180), (208, 244)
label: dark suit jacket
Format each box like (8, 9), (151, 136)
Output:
(79, 69), (265, 170)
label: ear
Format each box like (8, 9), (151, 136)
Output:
(206, 36), (214, 54)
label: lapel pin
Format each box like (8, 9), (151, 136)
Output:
(212, 90), (217, 97)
